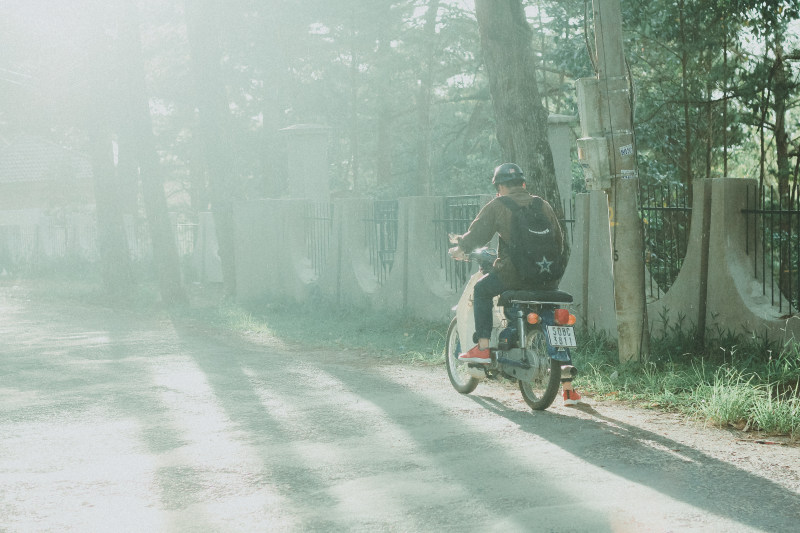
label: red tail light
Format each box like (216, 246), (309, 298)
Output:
(554, 308), (572, 325)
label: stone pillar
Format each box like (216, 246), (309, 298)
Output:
(547, 114), (577, 206)
(279, 124), (330, 201)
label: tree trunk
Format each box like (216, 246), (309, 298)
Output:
(723, 25), (729, 176)
(705, 77), (712, 180)
(376, 99), (392, 190)
(185, 0), (239, 297)
(678, 0), (692, 198)
(256, 1), (290, 199)
(87, 122), (135, 297)
(474, 0), (561, 218)
(414, 0), (441, 196)
(119, 2), (186, 305)
(759, 85), (768, 190)
(81, 18), (135, 297)
(375, 36), (393, 191)
(349, 13), (361, 193)
(771, 42), (794, 303)
(773, 45), (791, 198)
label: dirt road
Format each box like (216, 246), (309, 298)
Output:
(1, 284), (799, 532)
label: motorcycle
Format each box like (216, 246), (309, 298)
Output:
(445, 247), (578, 411)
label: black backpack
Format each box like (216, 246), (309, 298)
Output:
(499, 195), (564, 283)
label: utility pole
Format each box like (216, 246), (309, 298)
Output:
(576, 0), (649, 362)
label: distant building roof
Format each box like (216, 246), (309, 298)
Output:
(0, 134), (92, 184)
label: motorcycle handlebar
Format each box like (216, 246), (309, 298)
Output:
(468, 247), (497, 271)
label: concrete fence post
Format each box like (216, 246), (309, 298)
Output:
(391, 196), (459, 322)
(646, 179), (712, 337)
(559, 190), (618, 337)
(705, 178), (800, 345)
(317, 197), (377, 308)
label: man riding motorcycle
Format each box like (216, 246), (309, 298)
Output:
(448, 163), (584, 405)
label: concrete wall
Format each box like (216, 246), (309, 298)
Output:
(232, 179), (800, 345)
(703, 179), (800, 344)
(232, 120), (800, 346)
(193, 212), (223, 284)
(567, 178), (800, 345)
(233, 195), (475, 322)
(646, 180), (712, 335)
(560, 191), (618, 336)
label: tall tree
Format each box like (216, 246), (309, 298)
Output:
(414, 0), (441, 196)
(19, 1), (136, 296)
(184, 0), (240, 297)
(119, 2), (186, 305)
(474, 0), (562, 217)
(85, 94), (136, 296)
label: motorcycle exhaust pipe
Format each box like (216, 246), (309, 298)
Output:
(560, 365), (577, 381)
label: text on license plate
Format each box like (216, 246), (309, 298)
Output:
(547, 326), (577, 348)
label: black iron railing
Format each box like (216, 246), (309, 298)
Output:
(433, 195), (485, 290)
(365, 200), (398, 285)
(743, 185), (800, 315)
(639, 182), (691, 298)
(561, 196), (575, 245)
(175, 223), (197, 257)
(305, 202), (333, 278)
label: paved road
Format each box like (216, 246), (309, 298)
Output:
(2, 286), (800, 532)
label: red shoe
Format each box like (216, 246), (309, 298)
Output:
(458, 345), (491, 364)
(563, 388), (584, 406)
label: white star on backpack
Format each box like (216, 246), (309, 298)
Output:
(537, 256), (553, 273)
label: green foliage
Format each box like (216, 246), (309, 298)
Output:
(223, 297), (448, 364)
(751, 396), (800, 436)
(691, 368), (763, 427)
(5, 0), (798, 205)
(574, 324), (800, 439)
(4, 1), (800, 316)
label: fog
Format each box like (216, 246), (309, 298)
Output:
(2, 0), (798, 297)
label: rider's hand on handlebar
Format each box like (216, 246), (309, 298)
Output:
(448, 246), (466, 261)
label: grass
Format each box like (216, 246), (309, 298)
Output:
(6, 276), (799, 440)
(573, 324), (800, 441)
(190, 295), (449, 365)
(206, 291), (799, 441)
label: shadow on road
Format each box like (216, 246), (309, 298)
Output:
(3, 288), (798, 532)
(470, 393), (800, 531)
(172, 326), (613, 531)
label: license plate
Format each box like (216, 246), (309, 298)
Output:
(547, 326), (577, 348)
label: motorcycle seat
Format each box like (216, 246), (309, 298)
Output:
(498, 289), (573, 306)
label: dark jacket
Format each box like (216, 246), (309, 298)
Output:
(455, 186), (564, 289)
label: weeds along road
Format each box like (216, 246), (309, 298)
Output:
(2, 284), (800, 533)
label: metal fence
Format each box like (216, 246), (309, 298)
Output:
(176, 223), (198, 258)
(433, 195), (484, 290)
(0, 219), (199, 272)
(428, 195), (576, 292)
(561, 197), (576, 245)
(365, 200), (398, 285)
(639, 182), (692, 298)
(743, 184), (800, 315)
(305, 202), (333, 278)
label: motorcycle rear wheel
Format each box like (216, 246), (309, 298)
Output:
(445, 317), (479, 394)
(519, 327), (561, 410)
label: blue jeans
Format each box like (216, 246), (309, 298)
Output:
(473, 272), (506, 341)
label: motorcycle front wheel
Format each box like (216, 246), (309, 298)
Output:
(445, 317), (479, 394)
(519, 327), (561, 410)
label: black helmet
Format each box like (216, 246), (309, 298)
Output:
(491, 163), (525, 186)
